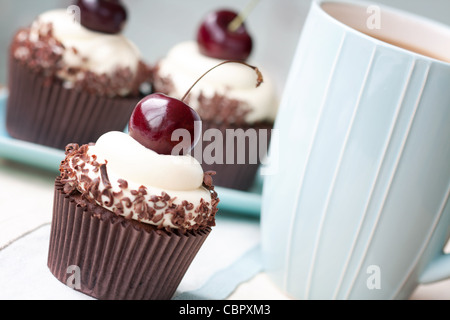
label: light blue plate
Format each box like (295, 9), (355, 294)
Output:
(0, 89), (262, 217)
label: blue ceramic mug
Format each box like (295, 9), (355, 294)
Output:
(261, 0), (450, 299)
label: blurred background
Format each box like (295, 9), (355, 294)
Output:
(0, 0), (450, 96)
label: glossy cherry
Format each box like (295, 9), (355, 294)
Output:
(128, 94), (201, 156)
(76, 0), (127, 34)
(197, 9), (253, 61)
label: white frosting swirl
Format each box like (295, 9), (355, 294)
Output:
(155, 41), (278, 123)
(29, 9), (141, 82)
(91, 131), (204, 191)
(65, 132), (216, 230)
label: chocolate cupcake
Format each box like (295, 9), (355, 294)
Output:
(152, 10), (278, 191)
(48, 110), (219, 299)
(6, 3), (152, 150)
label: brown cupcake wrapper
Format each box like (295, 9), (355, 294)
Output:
(6, 57), (141, 150)
(194, 120), (273, 191)
(48, 180), (210, 300)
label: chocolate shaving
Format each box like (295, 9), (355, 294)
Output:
(203, 171), (216, 188)
(102, 189), (114, 208)
(121, 197), (132, 209)
(65, 143), (79, 155)
(118, 179), (128, 189)
(100, 164), (112, 189)
(63, 182), (77, 195)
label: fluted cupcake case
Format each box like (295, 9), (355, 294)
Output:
(48, 178), (210, 300)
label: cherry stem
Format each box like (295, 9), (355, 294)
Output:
(181, 60), (264, 102)
(228, 0), (260, 32)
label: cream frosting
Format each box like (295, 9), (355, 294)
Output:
(29, 9), (141, 95)
(155, 41), (278, 124)
(62, 132), (217, 231)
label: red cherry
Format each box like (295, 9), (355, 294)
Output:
(76, 0), (127, 34)
(128, 94), (201, 155)
(197, 9), (253, 61)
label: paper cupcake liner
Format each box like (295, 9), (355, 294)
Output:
(6, 57), (141, 150)
(47, 179), (211, 300)
(194, 120), (273, 191)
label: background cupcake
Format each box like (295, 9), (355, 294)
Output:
(6, 0), (152, 150)
(48, 94), (219, 300)
(152, 9), (278, 191)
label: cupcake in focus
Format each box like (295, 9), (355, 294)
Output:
(152, 9), (278, 191)
(6, 1), (152, 150)
(48, 93), (219, 300)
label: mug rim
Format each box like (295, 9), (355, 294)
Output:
(313, 0), (450, 67)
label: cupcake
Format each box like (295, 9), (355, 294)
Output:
(152, 9), (278, 191)
(6, 0), (152, 150)
(47, 93), (219, 300)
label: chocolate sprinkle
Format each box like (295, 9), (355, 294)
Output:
(99, 164), (112, 189)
